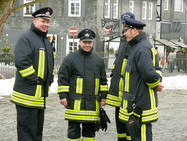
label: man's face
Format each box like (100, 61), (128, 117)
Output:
(124, 28), (135, 42)
(79, 40), (93, 52)
(33, 17), (50, 32)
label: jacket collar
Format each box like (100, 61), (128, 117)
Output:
(128, 32), (146, 48)
(31, 23), (48, 38)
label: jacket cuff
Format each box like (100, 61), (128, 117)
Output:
(58, 93), (68, 100)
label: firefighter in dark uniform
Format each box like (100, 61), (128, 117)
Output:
(106, 12), (135, 141)
(11, 7), (55, 141)
(58, 29), (108, 141)
(118, 17), (164, 141)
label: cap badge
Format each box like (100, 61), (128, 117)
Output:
(46, 11), (50, 16)
(85, 33), (90, 37)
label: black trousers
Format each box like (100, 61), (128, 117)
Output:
(115, 107), (131, 141)
(130, 123), (152, 141)
(68, 121), (95, 140)
(16, 105), (45, 141)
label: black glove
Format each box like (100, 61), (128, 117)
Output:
(95, 121), (101, 132)
(127, 114), (141, 135)
(99, 108), (111, 131)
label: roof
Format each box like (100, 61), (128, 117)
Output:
(170, 41), (187, 48)
(154, 39), (178, 48)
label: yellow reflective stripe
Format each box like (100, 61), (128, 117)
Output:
(74, 99), (81, 111)
(58, 86), (69, 93)
(11, 90), (46, 107)
(19, 65), (35, 77)
(151, 47), (157, 67)
(38, 49), (45, 78)
(95, 78), (99, 95)
(53, 69), (55, 75)
(67, 138), (81, 141)
(48, 86), (51, 92)
(149, 88), (156, 109)
(126, 136), (132, 141)
(117, 133), (127, 138)
(146, 79), (160, 88)
(65, 114), (99, 121)
(100, 85), (108, 91)
(142, 113), (158, 122)
(142, 107), (158, 116)
(141, 124), (146, 141)
(82, 136), (95, 141)
(124, 72), (130, 92)
(119, 78), (124, 92)
(35, 85), (42, 97)
(112, 64), (115, 69)
(156, 70), (162, 77)
(121, 58), (127, 75)
(106, 93), (121, 107)
(65, 109), (99, 115)
(96, 99), (99, 112)
(76, 78), (83, 94)
(134, 112), (141, 118)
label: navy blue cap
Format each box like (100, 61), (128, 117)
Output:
(124, 18), (146, 30)
(78, 29), (96, 41)
(32, 7), (53, 20)
(121, 12), (135, 24)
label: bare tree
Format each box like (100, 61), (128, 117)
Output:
(0, 0), (43, 38)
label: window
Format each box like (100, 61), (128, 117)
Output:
(164, 0), (169, 11)
(175, 0), (183, 12)
(47, 34), (58, 55)
(68, 0), (81, 17)
(104, 0), (110, 18)
(142, 1), (147, 20)
(113, 0), (118, 19)
(66, 36), (79, 55)
(129, 1), (134, 13)
(23, 0), (35, 17)
(148, 2), (153, 20)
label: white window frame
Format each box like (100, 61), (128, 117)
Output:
(129, 1), (134, 13)
(68, 0), (81, 17)
(113, 0), (118, 19)
(23, 0), (35, 17)
(148, 2), (153, 20)
(164, 0), (169, 11)
(142, 1), (147, 20)
(175, 0), (183, 12)
(47, 34), (58, 54)
(66, 36), (79, 55)
(104, 0), (110, 18)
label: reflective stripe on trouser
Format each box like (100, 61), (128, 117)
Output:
(116, 107), (131, 141)
(68, 121), (95, 141)
(130, 124), (152, 141)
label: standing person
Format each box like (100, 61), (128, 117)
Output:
(119, 17), (164, 141)
(106, 12), (135, 141)
(11, 7), (54, 141)
(161, 55), (165, 73)
(167, 49), (175, 73)
(58, 29), (108, 141)
(176, 48), (183, 72)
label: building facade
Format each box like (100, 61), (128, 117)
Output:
(1, 0), (162, 68)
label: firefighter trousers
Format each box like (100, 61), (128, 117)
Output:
(130, 123), (152, 141)
(67, 121), (96, 141)
(115, 107), (131, 141)
(16, 105), (45, 141)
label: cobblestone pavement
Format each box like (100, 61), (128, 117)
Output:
(0, 90), (187, 141)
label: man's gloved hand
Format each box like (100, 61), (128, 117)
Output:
(95, 121), (101, 132)
(99, 108), (111, 132)
(127, 114), (141, 135)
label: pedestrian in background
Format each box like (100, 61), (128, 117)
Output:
(119, 17), (164, 141)
(11, 7), (55, 141)
(176, 48), (183, 72)
(106, 12), (135, 141)
(58, 29), (108, 141)
(167, 49), (175, 73)
(161, 55), (165, 73)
